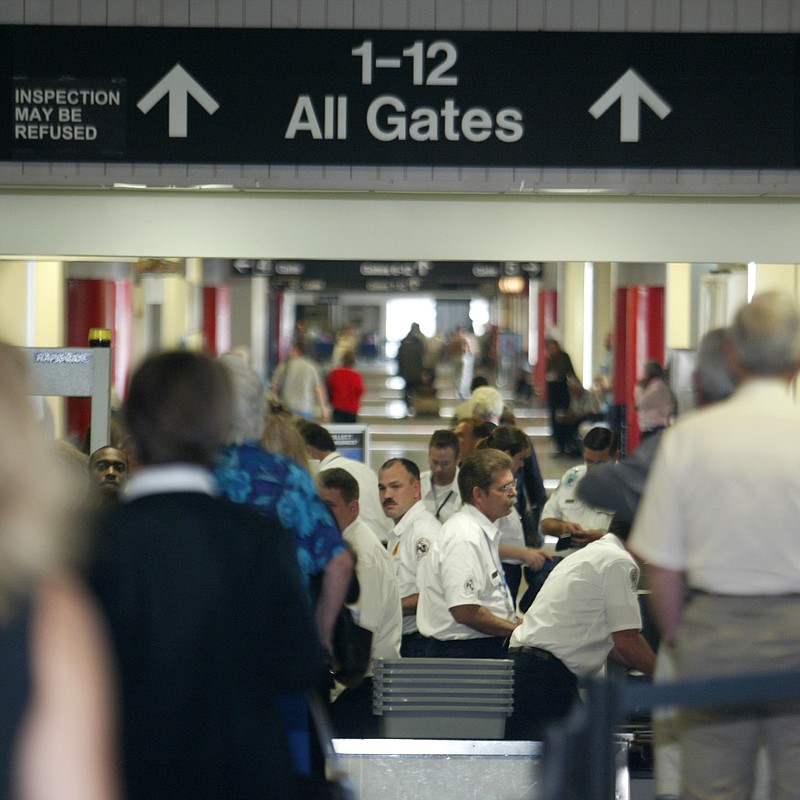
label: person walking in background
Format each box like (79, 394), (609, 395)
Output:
(556, 376), (603, 456)
(0, 342), (121, 800)
(630, 292), (800, 800)
(396, 323), (426, 412)
(634, 360), (676, 440)
(90, 350), (326, 800)
(544, 331), (577, 456)
(326, 351), (364, 423)
(478, 323), (500, 385)
(293, 320), (315, 360)
(331, 323), (359, 367)
(448, 326), (476, 400)
(271, 340), (330, 421)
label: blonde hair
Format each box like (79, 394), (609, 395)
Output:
(0, 344), (74, 615)
(262, 409), (311, 471)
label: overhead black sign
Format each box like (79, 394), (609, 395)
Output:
(1, 26), (796, 168)
(231, 259), (542, 290)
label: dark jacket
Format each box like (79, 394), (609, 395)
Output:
(397, 334), (425, 383)
(90, 492), (325, 800)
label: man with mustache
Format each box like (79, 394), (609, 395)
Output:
(378, 458), (441, 657)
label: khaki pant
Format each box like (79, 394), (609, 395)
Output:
(676, 593), (800, 800)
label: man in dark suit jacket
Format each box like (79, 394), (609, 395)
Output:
(90, 351), (325, 800)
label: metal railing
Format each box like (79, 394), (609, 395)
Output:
(540, 669), (800, 800)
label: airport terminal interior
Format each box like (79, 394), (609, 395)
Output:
(4, 2), (800, 799)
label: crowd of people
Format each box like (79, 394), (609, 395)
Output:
(0, 330), (559, 799)
(2, 290), (799, 800)
(273, 319), (514, 424)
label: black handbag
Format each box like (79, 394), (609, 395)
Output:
(309, 567), (372, 689)
(519, 481), (544, 548)
(330, 607), (373, 689)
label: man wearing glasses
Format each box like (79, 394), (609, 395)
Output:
(417, 448), (522, 658)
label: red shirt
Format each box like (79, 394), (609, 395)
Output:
(326, 367), (364, 414)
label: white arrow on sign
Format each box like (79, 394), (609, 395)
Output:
(589, 68), (671, 143)
(137, 63), (219, 138)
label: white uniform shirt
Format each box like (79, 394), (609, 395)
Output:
(386, 500), (442, 635)
(318, 452), (393, 542)
(498, 508), (526, 564)
(420, 469), (462, 523)
(630, 379), (800, 595)
(540, 464), (615, 535)
(509, 534), (642, 679)
(417, 504), (516, 641)
(342, 517), (402, 670)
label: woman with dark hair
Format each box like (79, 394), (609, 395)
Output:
(544, 333), (577, 455)
(91, 350), (326, 800)
(634, 360), (676, 439)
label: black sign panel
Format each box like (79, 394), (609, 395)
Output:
(12, 77), (126, 158)
(0, 26), (796, 168)
(231, 259), (542, 290)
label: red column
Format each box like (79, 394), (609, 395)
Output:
(66, 278), (133, 447)
(202, 285), (231, 356)
(535, 289), (558, 398)
(613, 286), (665, 454)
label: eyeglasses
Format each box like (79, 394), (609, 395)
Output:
(494, 482), (517, 495)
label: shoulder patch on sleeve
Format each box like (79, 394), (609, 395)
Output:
(565, 469), (580, 488)
(415, 538), (432, 560)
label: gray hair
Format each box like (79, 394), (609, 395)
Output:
(470, 386), (504, 422)
(219, 354), (267, 444)
(730, 292), (800, 376)
(696, 328), (737, 403)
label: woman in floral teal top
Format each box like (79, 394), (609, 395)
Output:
(214, 356), (352, 784)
